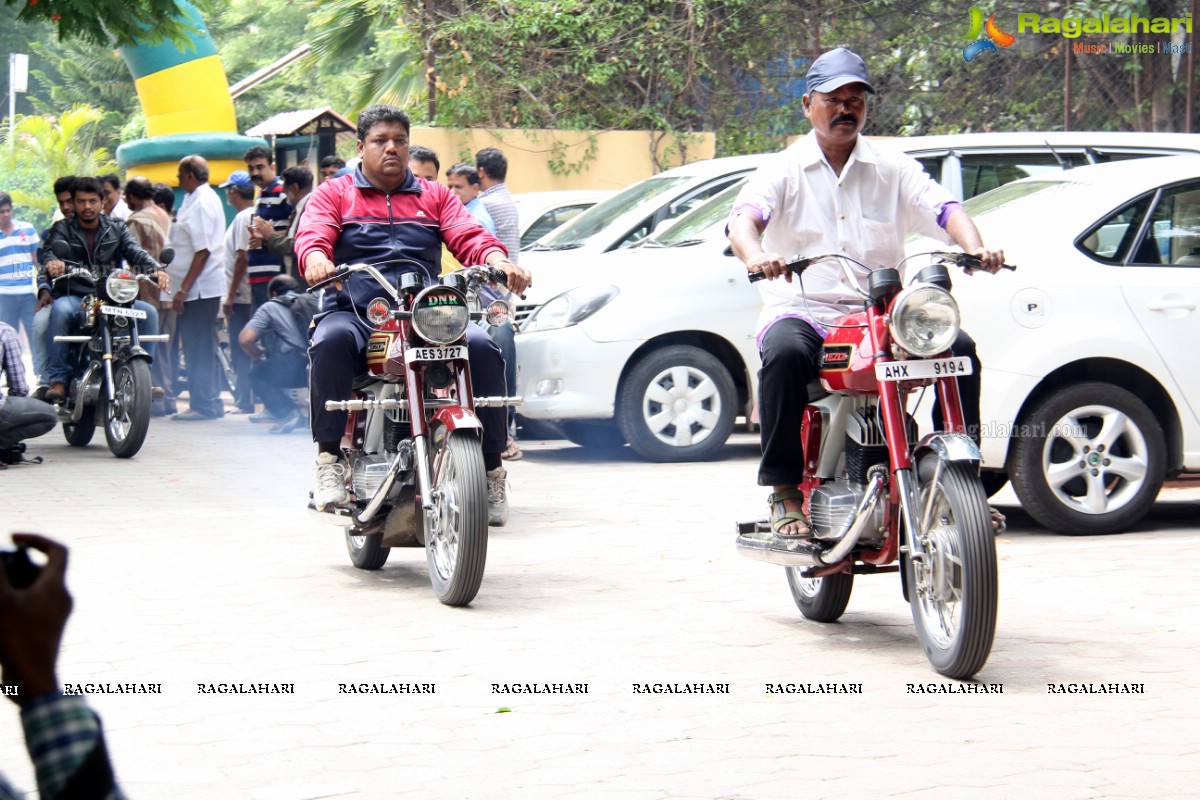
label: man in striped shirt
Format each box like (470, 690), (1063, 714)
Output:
(0, 194), (39, 354)
(244, 146), (293, 308)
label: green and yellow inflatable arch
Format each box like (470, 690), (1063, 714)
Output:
(114, 1), (264, 186)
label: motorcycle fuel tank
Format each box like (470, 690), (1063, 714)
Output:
(818, 313), (884, 396)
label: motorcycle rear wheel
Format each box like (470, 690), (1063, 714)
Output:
(785, 568), (853, 623)
(63, 405), (97, 447)
(103, 359), (152, 458)
(908, 457), (997, 680)
(424, 429), (488, 607)
(346, 531), (390, 570)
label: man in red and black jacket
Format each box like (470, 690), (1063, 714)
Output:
(296, 104), (530, 525)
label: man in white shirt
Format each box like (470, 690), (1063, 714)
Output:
(219, 170), (258, 414)
(728, 48), (1004, 537)
(168, 155), (229, 420)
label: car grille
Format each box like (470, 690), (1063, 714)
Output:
(514, 303), (540, 326)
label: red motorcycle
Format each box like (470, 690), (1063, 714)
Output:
(307, 262), (518, 606)
(736, 251), (1012, 679)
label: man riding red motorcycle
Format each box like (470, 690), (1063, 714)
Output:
(296, 104), (530, 523)
(727, 47), (1004, 537)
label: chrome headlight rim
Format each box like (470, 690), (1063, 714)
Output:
(889, 283), (960, 358)
(411, 285), (469, 345)
(105, 271), (139, 304)
(522, 284), (620, 333)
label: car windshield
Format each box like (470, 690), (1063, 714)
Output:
(533, 176), (691, 249)
(650, 181), (744, 247)
(963, 179), (1073, 217)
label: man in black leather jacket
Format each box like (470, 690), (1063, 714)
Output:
(40, 177), (169, 403)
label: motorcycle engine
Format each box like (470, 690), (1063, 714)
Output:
(809, 482), (886, 544)
(352, 455), (392, 500)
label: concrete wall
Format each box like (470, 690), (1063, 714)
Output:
(408, 127), (716, 193)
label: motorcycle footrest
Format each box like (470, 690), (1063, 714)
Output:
(736, 519), (772, 535)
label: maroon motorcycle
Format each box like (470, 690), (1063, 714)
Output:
(307, 262), (518, 606)
(736, 251), (1012, 679)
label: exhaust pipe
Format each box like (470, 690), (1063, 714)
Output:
(735, 468), (887, 568)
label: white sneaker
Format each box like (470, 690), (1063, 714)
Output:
(487, 466), (508, 527)
(313, 452), (349, 510)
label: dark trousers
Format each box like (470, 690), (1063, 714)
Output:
(309, 312), (506, 455)
(485, 320), (516, 431)
(177, 296), (224, 418)
(0, 395), (57, 448)
(756, 318), (982, 487)
(250, 352), (308, 419)
(227, 303), (254, 410)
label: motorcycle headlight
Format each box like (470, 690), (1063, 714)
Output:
(105, 271), (139, 304)
(889, 284), (960, 357)
(411, 285), (469, 345)
(522, 285), (619, 333)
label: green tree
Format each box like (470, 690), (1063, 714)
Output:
(2, 105), (117, 229)
(3, 0), (220, 48)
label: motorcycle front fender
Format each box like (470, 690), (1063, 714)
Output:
(914, 432), (981, 476)
(431, 406), (482, 433)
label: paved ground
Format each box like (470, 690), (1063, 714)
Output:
(1, 415), (1197, 799)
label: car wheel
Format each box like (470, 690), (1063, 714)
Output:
(1009, 382), (1165, 534)
(616, 345), (736, 462)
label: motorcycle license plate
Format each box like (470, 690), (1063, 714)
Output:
(874, 356), (973, 382)
(100, 305), (147, 320)
(406, 345), (468, 363)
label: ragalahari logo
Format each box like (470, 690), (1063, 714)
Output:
(963, 8), (1017, 61)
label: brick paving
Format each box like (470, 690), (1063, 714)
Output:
(1, 417), (1197, 799)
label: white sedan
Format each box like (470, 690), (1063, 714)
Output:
(915, 155), (1200, 534)
(517, 182), (759, 462)
(513, 191), (614, 249)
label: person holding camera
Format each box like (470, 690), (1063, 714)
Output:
(0, 533), (127, 799)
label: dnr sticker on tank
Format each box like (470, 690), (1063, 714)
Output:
(407, 345), (468, 362)
(875, 357), (972, 382)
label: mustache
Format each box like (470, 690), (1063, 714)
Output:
(834, 114), (858, 125)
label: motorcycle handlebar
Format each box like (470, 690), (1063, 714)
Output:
(746, 251), (1015, 284)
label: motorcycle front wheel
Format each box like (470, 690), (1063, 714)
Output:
(908, 457), (997, 680)
(785, 568), (853, 623)
(103, 359), (152, 458)
(424, 429), (488, 607)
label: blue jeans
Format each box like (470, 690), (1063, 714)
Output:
(0, 293), (35, 343)
(32, 306), (50, 385)
(46, 295), (160, 385)
(484, 320), (516, 432)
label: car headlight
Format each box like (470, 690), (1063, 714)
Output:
(411, 285), (469, 344)
(522, 285), (619, 333)
(105, 271), (139, 304)
(889, 284), (960, 357)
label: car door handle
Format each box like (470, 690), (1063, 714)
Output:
(1146, 299), (1197, 312)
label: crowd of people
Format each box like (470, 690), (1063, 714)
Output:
(0, 131), (528, 499)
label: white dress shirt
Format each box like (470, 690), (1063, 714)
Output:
(732, 133), (954, 337)
(167, 182), (227, 301)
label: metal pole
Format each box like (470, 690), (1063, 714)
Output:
(8, 54), (15, 159)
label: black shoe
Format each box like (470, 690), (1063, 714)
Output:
(32, 386), (48, 402)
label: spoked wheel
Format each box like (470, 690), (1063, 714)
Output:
(345, 531), (390, 570)
(908, 457), (997, 679)
(786, 568), (853, 623)
(63, 404), (97, 447)
(103, 359), (152, 458)
(424, 429), (488, 606)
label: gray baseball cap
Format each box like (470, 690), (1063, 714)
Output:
(806, 48), (876, 95)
